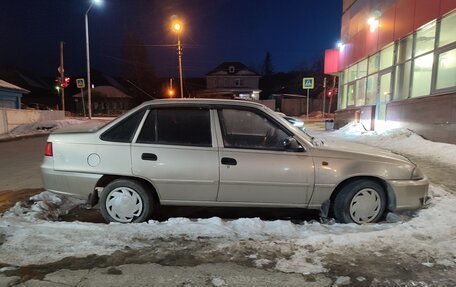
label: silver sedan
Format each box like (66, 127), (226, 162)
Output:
(41, 99), (428, 224)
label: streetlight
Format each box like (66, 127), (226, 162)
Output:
(85, 0), (102, 118)
(171, 19), (184, 98)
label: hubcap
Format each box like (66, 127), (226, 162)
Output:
(105, 187), (143, 223)
(349, 188), (381, 224)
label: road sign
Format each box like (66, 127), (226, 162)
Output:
(76, 78), (86, 89)
(302, 77), (314, 89)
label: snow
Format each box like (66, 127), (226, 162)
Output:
(211, 277), (226, 286)
(0, 119), (88, 140)
(0, 184), (455, 275)
(0, 79), (27, 92)
(0, 121), (455, 276)
(314, 122), (456, 168)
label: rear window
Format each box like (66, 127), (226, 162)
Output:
(100, 108), (146, 143)
(137, 108), (212, 147)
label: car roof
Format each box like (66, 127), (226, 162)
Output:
(140, 98), (267, 109)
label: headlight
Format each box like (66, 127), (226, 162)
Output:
(411, 167), (424, 180)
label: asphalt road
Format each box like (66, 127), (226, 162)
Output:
(0, 136), (47, 191)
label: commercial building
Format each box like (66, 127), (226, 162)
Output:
(325, 0), (456, 143)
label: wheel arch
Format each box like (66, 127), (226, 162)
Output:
(328, 176), (397, 217)
(92, 175), (161, 206)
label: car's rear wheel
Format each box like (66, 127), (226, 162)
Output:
(334, 180), (386, 224)
(100, 179), (153, 223)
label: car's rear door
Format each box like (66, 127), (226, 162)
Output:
(131, 107), (219, 202)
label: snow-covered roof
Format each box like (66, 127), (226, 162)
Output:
(0, 79), (30, 93)
(73, 85), (132, 99)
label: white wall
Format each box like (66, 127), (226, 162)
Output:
(0, 108), (65, 135)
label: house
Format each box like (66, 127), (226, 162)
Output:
(72, 71), (135, 116)
(197, 62), (261, 100)
(0, 79), (29, 109)
(0, 67), (55, 109)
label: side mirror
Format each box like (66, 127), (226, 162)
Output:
(283, 137), (304, 152)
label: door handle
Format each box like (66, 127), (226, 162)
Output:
(141, 153), (158, 161)
(221, 157), (237, 166)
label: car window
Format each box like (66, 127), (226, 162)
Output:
(100, 108), (147, 143)
(218, 108), (289, 150)
(137, 108), (212, 147)
(136, 110), (156, 144)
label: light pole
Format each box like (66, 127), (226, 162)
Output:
(85, 0), (102, 118)
(172, 20), (184, 98)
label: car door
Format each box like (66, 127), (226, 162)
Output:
(216, 108), (314, 205)
(131, 107), (219, 202)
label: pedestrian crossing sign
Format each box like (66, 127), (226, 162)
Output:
(302, 77), (314, 89)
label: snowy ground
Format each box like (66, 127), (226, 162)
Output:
(0, 120), (455, 286)
(313, 122), (456, 169)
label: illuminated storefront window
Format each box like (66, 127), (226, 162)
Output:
(439, 11), (456, 47)
(412, 53), (434, 97)
(436, 48), (456, 90)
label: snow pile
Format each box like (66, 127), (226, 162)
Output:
(2, 191), (85, 221)
(316, 122), (456, 168)
(3, 119), (87, 139)
(0, 185), (455, 275)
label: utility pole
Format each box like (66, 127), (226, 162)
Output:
(323, 77), (327, 117)
(177, 33), (184, 98)
(59, 41), (65, 112)
(328, 75), (337, 114)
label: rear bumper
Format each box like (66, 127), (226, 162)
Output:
(388, 177), (429, 211)
(41, 166), (102, 200)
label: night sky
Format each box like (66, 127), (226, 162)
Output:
(0, 0), (342, 78)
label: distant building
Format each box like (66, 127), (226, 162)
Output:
(73, 86), (133, 116)
(197, 62), (261, 100)
(324, 0), (456, 144)
(72, 71), (135, 116)
(0, 79), (29, 109)
(0, 67), (55, 109)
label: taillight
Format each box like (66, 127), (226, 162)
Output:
(45, 142), (53, 157)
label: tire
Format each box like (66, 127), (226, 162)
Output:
(333, 179), (386, 224)
(100, 179), (153, 223)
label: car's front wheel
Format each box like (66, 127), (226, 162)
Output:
(333, 179), (386, 224)
(100, 179), (153, 223)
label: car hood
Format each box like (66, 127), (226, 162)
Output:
(312, 139), (413, 165)
(52, 121), (106, 134)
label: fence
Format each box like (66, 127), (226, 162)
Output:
(280, 98), (338, 116)
(0, 108), (65, 135)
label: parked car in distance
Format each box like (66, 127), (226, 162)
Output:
(276, 112), (305, 131)
(41, 99), (429, 224)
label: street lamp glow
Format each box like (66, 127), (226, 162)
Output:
(367, 17), (379, 32)
(93, 0), (103, 5)
(172, 22), (182, 32)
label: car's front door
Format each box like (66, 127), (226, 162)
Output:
(216, 108), (314, 205)
(131, 107), (219, 202)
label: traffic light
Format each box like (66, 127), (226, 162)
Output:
(326, 88), (338, 97)
(62, 77), (70, 88)
(55, 76), (71, 88)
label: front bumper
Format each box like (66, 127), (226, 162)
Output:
(388, 177), (429, 211)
